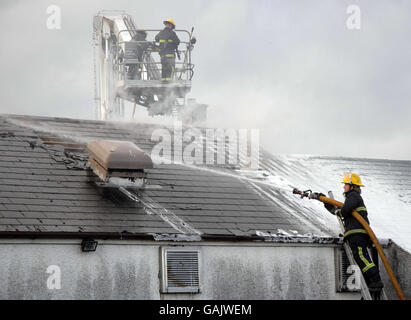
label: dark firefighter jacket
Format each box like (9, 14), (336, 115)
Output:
(133, 32), (148, 60)
(341, 189), (370, 238)
(155, 28), (180, 57)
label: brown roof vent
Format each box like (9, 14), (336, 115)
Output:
(87, 140), (153, 181)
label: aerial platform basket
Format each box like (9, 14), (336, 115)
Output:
(117, 79), (192, 101)
(93, 12), (206, 123)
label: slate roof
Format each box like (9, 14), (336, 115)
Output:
(0, 114), (312, 239)
(1, 114), (410, 249)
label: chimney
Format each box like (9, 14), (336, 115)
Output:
(87, 140), (153, 182)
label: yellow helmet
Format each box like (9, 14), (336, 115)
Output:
(342, 172), (364, 187)
(163, 19), (176, 29)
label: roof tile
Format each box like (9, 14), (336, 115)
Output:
(5, 114), (409, 241)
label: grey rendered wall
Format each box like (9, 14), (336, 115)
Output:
(0, 240), (359, 300)
(380, 242), (411, 300)
(165, 244), (359, 300)
(0, 241), (159, 299)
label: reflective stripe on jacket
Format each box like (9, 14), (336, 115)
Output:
(341, 189), (370, 238)
(155, 28), (180, 57)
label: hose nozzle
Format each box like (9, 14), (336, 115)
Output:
(292, 188), (302, 195)
(292, 188), (311, 198)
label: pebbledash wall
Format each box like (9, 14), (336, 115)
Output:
(0, 239), (363, 300)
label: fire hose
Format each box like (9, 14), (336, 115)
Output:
(293, 188), (406, 300)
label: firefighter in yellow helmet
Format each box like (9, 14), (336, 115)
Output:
(155, 19), (180, 82)
(325, 173), (383, 297)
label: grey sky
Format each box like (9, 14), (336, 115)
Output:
(0, 0), (410, 160)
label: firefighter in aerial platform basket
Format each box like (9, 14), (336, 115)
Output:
(129, 29), (148, 80)
(323, 173), (384, 295)
(155, 19), (180, 82)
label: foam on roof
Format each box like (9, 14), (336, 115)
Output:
(1, 115), (410, 252)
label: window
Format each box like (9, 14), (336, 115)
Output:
(335, 247), (361, 292)
(160, 247), (200, 293)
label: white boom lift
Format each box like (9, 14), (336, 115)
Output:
(92, 10), (207, 123)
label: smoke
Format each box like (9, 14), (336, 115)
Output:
(6, 117), (92, 145)
(191, 1), (411, 160)
(1, 0), (411, 160)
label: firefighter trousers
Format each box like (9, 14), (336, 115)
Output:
(346, 233), (381, 284)
(160, 56), (175, 81)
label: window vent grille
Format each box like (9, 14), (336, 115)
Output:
(335, 247), (361, 292)
(161, 248), (200, 293)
